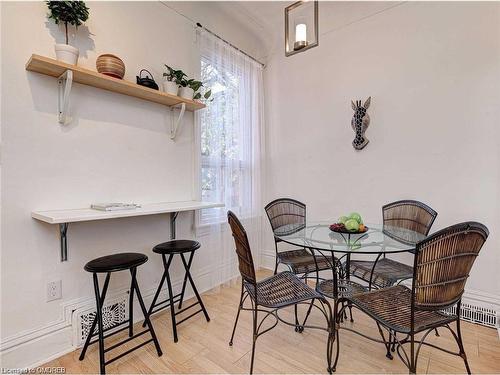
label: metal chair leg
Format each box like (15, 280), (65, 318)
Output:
(347, 302), (354, 322)
(455, 318), (472, 374)
(297, 298), (316, 333)
(128, 275), (134, 337)
(250, 303), (258, 374)
(93, 273), (106, 374)
(177, 251), (194, 309)
(163, 254), (179, 342)
(391, 332), (397, 353)
(376, 322), (393, 360)
(294, 304), (300, 332)
(79, 272), (110, 361)
(409, 333), (416, 374)
(130, 267), (163, 357)
(180, 252), (210, 322)
(142, 269), (167, 328)
(229, 282), (244, 346)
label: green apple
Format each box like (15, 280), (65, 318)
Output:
(349, 212), (363, 224)
(345, 218), (360, 231)
(338, 216), (349, 224)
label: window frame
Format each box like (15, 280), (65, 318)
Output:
(196, 54), (253, 228)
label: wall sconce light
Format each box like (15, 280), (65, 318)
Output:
(285, 0), (319, 57)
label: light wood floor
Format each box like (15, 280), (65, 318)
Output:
(46, 270), (500, 374)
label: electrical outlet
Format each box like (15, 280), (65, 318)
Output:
(47, 280), (62, 302)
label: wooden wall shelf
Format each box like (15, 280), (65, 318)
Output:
(26, 54), (205, 112)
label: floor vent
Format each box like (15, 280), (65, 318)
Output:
(73, 295), (129, 347)
(443, 303), (497, 328)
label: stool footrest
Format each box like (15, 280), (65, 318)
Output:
(104, 329), (150, 353)
(88, 325), (130, 347)
(176, 309), (203, 325)
(174, 301), (199, 316)
(105, 338), (154, 366)
(88, 319), (131, 341)
(149, 293), (182, 315)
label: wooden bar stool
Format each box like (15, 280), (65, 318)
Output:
(79, 253), (162, 374)
(145, 240), (210, 342)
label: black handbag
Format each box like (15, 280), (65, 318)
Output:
(136, 69), (159, 90)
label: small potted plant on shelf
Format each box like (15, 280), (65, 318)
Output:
(178, 76), (194, 99)
(162, 65), (183, 95)
(178, 77), (212, 101)
(189, 80), (212, 102)
(47, 1), (90, 65)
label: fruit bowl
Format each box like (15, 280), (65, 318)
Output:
(329, 223), (368, 234)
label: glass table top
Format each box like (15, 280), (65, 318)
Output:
(274, 222), (426, 254)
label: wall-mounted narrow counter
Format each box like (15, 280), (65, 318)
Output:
(32, 201), (224, 262)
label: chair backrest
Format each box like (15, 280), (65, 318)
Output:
(412, 221), (488, 311)
(383, 200), (437, 237)
(265, 198), (306, 238)
(227, 210), (256, 285)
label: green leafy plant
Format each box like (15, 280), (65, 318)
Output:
(178, 76), (190, 88)
(47, 1), (89, 45)
(163, 65), (212, 101)
(163, 65), (186, 84)
(188, 80), (212, 101)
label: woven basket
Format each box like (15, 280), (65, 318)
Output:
(96, 54), (125, 79)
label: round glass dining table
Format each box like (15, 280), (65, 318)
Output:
(273, 222), (426, 299)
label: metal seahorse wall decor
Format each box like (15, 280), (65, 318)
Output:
(351, 96), (371, 150)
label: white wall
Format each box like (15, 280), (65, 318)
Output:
(0, 1), (262, 367)
(2, 0), (499, 368)
(263, 2), (500, 302)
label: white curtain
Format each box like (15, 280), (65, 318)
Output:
(194, 28), (265, 285)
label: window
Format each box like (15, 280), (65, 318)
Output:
(197, 30), (263, 227)
(198, 57), (252, 225)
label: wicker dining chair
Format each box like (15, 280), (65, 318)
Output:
(350, 200), (437, 289)
(265, 198), (335, 278)
(227, 211), (337, 374)
(343, 221), (489, 374)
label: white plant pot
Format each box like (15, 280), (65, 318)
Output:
(55, 44), (79, 65)
(179, 86), (194, 99)
(163, 80), (179, 96)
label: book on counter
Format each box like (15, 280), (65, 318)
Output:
(91, 203), (141, 211)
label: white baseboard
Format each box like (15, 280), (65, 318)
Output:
(0, 261), (239, 369)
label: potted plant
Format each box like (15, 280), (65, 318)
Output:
(47, 1), (90, 65)
(178, 77), (194, 99)
(190, 80), (212, 102)
(162, 65), (183, 95)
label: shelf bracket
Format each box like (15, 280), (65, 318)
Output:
(58, 70), (73, 125)
(170, 103), (186, 140)
(59, 223), (69, 262)
(170, 211), (179, 239)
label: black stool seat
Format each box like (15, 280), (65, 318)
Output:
(153, 240), (201, 254)
(84, 252), (148, 273)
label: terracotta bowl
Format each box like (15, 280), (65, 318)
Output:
(96, 54), (125, 79)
